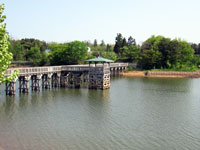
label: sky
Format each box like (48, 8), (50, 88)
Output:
(1, 0), (200, 44)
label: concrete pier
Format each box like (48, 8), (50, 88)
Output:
(19, 76), (30, 93)
(31, 75), (42, 91)
(5, 81), (16, 95)
(42, 74), (52, 89)
(88, 66), (110, 89)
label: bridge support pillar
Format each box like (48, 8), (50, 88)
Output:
(5, 81), (16, 95)
(68, 73), (82, 88)
(73, 73), (82, 88)
(112, 67), (117, 76)
(81, 72), (89, 88)
(88, 66), (110, 90)
(52, 73), (60, 88)
(116, 68), (120, 76)
(31, 74), (42, 91)
(60, 73), (69, 88)
(42, 74), (52, 89)
(19, 76), (30, 93)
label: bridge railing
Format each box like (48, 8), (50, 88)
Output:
(5, 66), (62, 76)
(5, 63), (128, 76)
(61, 65), (90, 72)
(110, 63), (128, 67)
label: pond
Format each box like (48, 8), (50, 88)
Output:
(0, 77), (200, 150)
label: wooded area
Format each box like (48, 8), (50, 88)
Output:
(8, 33), (200, 72)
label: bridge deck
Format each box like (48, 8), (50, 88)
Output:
(5, 63), (128, 76)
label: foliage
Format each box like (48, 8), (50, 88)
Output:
(113, 33), (140, 62)
(101, 51), (117, 61)
(138, 35), (195, 70)
(100, 40), (105, 46)
(191, 43), (200, 54)
(9, 40), (25, 61)
(26, 46), (43, 66)
(121, 45), (140, 62)
(125, 66), (134, 72)
(0, 4), (18, 83)
(114, 33), (123, 54)
(5, 26), (199, 71)
(9, 38), (49, 65)
(151, 65), (198, 72)
(128, 36), (136, 46)
(49, 41), (88, 65)
(48, 44), (67, 65)
(20, 38), (47, 51)
(139, 49), (162, 69)
(40, 53), (49, 66)
(93, 39), (98, 47)
(191, 55), (200, 68)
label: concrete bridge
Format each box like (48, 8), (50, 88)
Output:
(5, 63), (128, 95)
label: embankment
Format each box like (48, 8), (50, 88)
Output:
(120, 71), (200, 78)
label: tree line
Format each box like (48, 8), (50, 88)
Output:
(8, 38), (117, 66)
(8, 34), (200, 71)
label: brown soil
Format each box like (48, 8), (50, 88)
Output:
(120, 71), (200, 78)
(120, 71), (146, 77)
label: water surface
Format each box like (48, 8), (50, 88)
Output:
(0, 77), (200, 150)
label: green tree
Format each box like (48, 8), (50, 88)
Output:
(106, 44), (113, 52)
(139, 49), (162, 69)
(139, 35), (195, 70)
(157, 37), (171, 68)
(100, 40), (105, 46)
(93, 39), (98, 47)
(40, 53), (49, 66)
(48, 43), (67, 65)
(120, 37), (127, 54)
(167, 39), (194, 68)
(123, 45), (140, 62)
(20, 38), (47, 60)
(49, 41), (88, 65)
(128, 36), (136, 46)
(9, 40), (25, 61)
(191, 43), (199, 54)
(114, 33), (123, 54)
(26, 46), (42, 66)
(0, 4), (18, 83)
(101, 51), (117, 61)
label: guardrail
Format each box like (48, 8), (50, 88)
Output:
(61, 65), (90, 72)
(5, 66), (62, 76)
(5, 63), (128, 76)
(110, 63), (128, 67)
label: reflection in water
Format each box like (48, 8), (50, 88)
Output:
(19, 94), (29, 109)
(4, 97), (17, 120)
(0, 77), (200, 150)
(87, 89), (110, 101)
(31, 93), (40, 107)
(87, 89), (110, 121)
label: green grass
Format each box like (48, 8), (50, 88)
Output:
(151, 67), (198, 72)
(125, 66), (199, 72)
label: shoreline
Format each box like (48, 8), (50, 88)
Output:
(120, 71), (200, 78)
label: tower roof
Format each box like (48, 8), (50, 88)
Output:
(85, 57), (114, 63)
